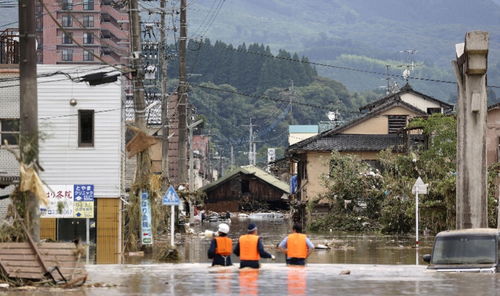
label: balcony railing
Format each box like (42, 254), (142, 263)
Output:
(0, 29), (19, 64)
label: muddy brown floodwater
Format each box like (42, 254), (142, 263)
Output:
(168, 217), (434, 265)
(4, 218), (500, 296)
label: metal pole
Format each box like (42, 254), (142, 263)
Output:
(86, 218), (90, 264)
(416, 190), (419, 248)
(170, 205), (175, 247)
(19, 0), (39, 242)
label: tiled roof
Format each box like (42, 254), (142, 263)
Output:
(200, 165), (290, 194)
(360, 84), (453, 112)
(288, 99), (427, 152)
(294, 134), (406, 152)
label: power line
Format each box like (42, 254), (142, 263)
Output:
(191, 83), (357, 112)
(188, 39), (500, 90)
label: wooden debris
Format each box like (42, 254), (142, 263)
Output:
(0, 242), (87, 285)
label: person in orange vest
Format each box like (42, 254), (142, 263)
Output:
(233, 223), (275, 268)
(208, 223), (233, 266)
(278, 224), (314, 266)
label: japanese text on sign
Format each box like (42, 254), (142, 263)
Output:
(141, 192), (153, 245)
(40, 184), (94, 218)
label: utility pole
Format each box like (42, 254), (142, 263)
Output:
(244, 118), (256, 165)
(130, 0), (146, 130)
(19, 0), (39, 241)
(453, 31), (489, 229)
(177, 0), (188, 185)
(219, 149), (223, 177)
(160, 0), (169, 189)
(252, 142), (256, 165)
(230, 145), (234, 168)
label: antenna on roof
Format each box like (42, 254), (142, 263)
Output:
(382, 65), (399, 95)
(398, 49), (418, 83)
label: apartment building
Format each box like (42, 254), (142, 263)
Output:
(37, 0), (129, 64)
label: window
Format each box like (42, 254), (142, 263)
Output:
(62, 0), (73, 10)
(61, 49), (73, 61)
(83, 32), (93, 44)
(83, 49), (94, 61)
(0, 119), (19, 146)
(83, 0), (94, 10)
(62, 32), (73, 44)
(427, 107), (442, 115)
(83, 15), (94, 28)
(241, 180), (250, 193)
(388, 115), (407, 134)
(78, 110), (94, 147)
(61, 15), (72, 27)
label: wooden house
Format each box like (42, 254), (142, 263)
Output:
(200, 165), (290, 212)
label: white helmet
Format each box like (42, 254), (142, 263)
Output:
(218, 223), (230, 234)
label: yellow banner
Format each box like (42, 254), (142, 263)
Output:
(74, 201), (94, 218)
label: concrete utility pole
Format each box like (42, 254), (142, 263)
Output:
(19, 0), (39, 241)
(188, 119), (203, 191)
(453, 31), (489, 229)
(230, 145), (234, 167)
(160, 0), (169, 189)
(244, 118), (257, 165)
(177, 0), (188, 185)
(130, 0), (146, 130)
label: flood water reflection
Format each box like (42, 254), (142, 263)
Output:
(172, 217), (433, 265)
(5, 218), (500, 296)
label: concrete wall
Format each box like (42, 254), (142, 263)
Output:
(487, 108), (500, 165)
(400, 93), (442, 112)
(289, 132), (317, 145)
(342, 106), (420, 134)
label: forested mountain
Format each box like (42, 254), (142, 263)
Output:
(165, 39), (382, 164)
(190, 0), (500, 100)
(168, 39), (317, 94)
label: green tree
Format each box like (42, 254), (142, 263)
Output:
(309, 152), (384, 232)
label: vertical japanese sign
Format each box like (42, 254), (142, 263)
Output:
(141, 191), (153, 245)
(74, 184), (94, 218)
(40, 185), (74, 218)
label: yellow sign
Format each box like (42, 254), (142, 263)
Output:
(74, 201), (94, 218)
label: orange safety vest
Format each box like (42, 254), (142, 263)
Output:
(287, 233), (308, 259)
(239, 234), (260, 261)
(215, 237), (233, 256)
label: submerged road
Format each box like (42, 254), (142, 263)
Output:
(80, 263), (498, 296)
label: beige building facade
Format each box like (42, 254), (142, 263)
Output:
(287, 84), (453, 204)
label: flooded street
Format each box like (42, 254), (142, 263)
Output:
(168, 218), (433, 265)
(3, 218), (498, 296)
(6, 264), (500, 296)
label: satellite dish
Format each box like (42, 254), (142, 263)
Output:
(327, 111), (336, 121)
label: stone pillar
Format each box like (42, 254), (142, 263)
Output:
(453, 31), (489, 229)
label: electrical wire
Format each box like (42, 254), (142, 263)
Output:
(188, 39), (500, 89)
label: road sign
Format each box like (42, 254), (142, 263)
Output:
(162, 185), (180, 206)
(412, 177), (428, 195)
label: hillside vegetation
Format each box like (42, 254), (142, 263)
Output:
(190, 0), (500, 99)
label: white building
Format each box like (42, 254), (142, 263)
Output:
(37, 65), (123, 264)
(0, 65), (19, 219)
